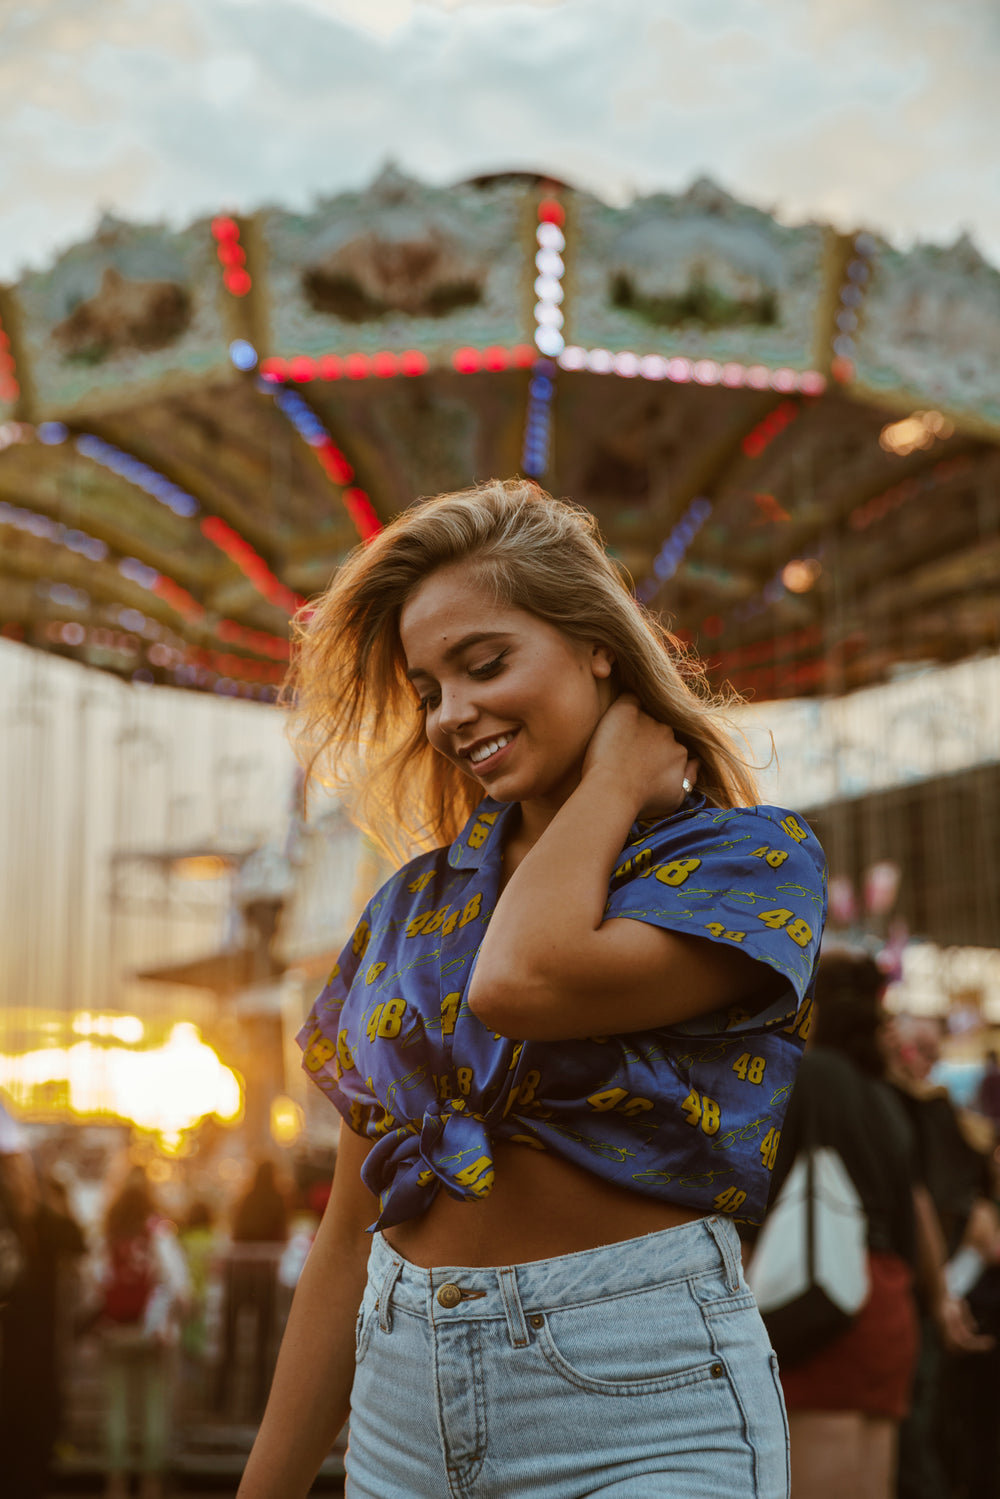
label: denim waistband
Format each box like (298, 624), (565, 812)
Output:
(367, 1215), (743, 1349)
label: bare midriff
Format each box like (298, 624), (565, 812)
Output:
(381, 1139), (706, 1269)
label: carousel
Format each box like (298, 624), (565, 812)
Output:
(0, 164), (998, 709)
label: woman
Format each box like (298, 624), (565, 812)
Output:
(96, 1169), (190, 1499)
(238, 479), (827, 1498)
(769, 950), (976, 1499)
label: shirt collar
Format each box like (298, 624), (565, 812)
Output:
(448, 796), (520, 871)
(448, 789), (707, 872)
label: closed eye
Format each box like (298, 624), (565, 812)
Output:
(414, 651), (508, 711)
(469, 652), (508, 680)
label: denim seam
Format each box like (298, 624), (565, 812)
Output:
(769, 1351), (792, 1493)
(706, 1214), (742, 1292)
(443, 1325), (487, 1498)
(700, 1292), (759, 1317)
(377, 1254), (404, 1333)
(698, 1290), (760, 1493)
(497, 1265), (530, 1348)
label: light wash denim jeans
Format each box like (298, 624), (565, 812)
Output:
(345, 1216), (789, 1498)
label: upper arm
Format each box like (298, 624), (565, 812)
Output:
(472, 808), (825, 1041)
(476, 918), (787, 1041)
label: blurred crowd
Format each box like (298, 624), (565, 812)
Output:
(1, 972), (999, 1499)
(0, 1115), (333, 1499)
(757, 953), (1000, 1499)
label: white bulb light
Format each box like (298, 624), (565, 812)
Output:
(535, 326), (565, 356)
(535, 249), (565, 277)
(536, 222), (565, 252)
(534, 274), (564, 303)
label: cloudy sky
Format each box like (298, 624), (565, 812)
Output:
(1, 0), (998, 281)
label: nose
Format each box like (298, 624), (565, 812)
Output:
(435, 681), (477, 737)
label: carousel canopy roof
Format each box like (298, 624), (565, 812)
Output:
(0, 166), (997, 704)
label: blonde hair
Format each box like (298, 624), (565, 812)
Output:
(286, 479), (759, 863)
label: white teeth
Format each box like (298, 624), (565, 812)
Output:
(470, 732), (513, 765)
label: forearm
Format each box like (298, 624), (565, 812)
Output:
(472, 767), (639, 998)
(236, 1230), (368, 1498)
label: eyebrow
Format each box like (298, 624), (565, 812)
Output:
(405, 631), (509, 681)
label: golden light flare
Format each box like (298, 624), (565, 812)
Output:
(879, 410), (954, 457)
(270, 1093), (305, 1147)
(781, 558), (823, 593)
(170, 854), (232, 881)
(0, 1012), (243, 1150)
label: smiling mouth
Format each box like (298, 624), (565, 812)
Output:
(465, 730), (518, 768)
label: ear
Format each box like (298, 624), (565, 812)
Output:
(590, 643), (615, 679)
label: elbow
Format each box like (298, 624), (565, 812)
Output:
(467, 963), (582, 1042)
(467, 975), (526, 1038)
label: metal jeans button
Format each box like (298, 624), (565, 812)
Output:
(437, 1282), (463, 1308)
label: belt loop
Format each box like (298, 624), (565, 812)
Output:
(377, 1252), (404, 1333)
(706, 1215), (741, 1293)
(496, 1265), (530, 1348)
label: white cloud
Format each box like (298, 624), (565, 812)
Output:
(0, 0), (996, 279)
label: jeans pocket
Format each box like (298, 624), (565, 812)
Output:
(533, 1285), (725, 1396)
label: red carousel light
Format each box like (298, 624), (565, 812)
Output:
(213, 215), (253, 298)
(399, 350), (429, 376)
(538, 198), (566, 226)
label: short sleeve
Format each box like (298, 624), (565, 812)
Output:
(295, 892), (382, 1134)
(604, 802), (827, 1036)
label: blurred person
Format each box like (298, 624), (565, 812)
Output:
(887, 1013), (997, 1499)
(938, 1182), (1000, 1498)
(0, 1155), (87, 1499)
(178, 1199), (217, 1368)
(974, 1048), (1000, 1130)
(237, 480), (827, 1499)
(214, 1159), (288, 1422)
(764, 951), (920, 1499)
(95, 1167), (191, 1499)
(766, 953), (989, 1499)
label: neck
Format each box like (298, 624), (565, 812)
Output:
(507, 763), (590, 855)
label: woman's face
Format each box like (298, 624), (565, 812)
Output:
(399, 563), (615, 808)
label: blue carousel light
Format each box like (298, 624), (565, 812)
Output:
(645, 498), (713, 593)
(229, 339), (258, 371)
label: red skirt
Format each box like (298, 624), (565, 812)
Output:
(779, 1251), (919, 1421)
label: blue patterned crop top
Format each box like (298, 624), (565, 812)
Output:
(297, 792), (827, 1233)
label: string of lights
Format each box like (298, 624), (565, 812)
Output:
(35, 421), (303, 614)
(264, 378), (382, 544)
(0, 497), (290, 665)
(557, 346), (825, 395)
(0, 499), (108, 561)
(521, 199), (567, 478)
(635, 497), (714, 603)
(199, 514), (303, 612)
(211, 216), (252, 299)
(830, 233), (877, 384)
(848, 454), (971, 531)
(741, 399), (800, 458)
(0, 303), (20, 407)
(257, 344), (536, 383)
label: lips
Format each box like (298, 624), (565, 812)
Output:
(460, 729), (519, 768)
